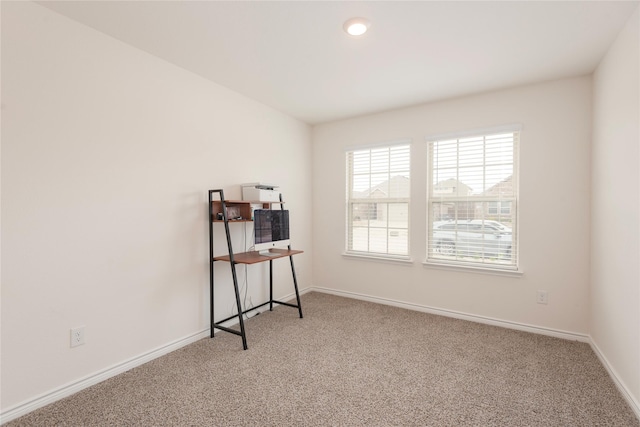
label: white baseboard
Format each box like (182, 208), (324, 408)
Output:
(589, 338), (640, 420)
(0, 328), (210, 425)
(4, 286), (637, 424)
(311, 286), (590, 342)
(311, 286), (639, 422)
(0, 287), (314, 425)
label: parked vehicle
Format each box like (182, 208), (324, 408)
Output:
(432, 219), (512, 260)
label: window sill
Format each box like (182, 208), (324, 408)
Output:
(343, 252), (414, 265)
(422, 260), (524, 277)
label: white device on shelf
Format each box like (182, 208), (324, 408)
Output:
(241, 182), (280, 202)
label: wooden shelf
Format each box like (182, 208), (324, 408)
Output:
(210, 200), (283, 222)
(214, 248), (303, 264)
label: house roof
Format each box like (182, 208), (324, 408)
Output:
(482, 176), (513, 196)
(354, 175), (410, 199)
(434, 178), (473, 196)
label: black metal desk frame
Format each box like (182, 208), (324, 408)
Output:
(208, 189), (303, 350)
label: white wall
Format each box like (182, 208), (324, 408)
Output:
(1, 1), (312, 412)
(591, 6), (640, 410)
(312, 77), (592, 335)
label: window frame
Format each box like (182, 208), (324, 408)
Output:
(425, 126), (521, 272)
(344, 140), (412, 261)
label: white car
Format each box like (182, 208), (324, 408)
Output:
(432, 219), (512, 260)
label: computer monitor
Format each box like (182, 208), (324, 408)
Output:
(254, 209), (290, 255)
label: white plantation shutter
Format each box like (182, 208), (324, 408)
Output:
(427, 128), (519, 270)
(346, 142), (410, 258)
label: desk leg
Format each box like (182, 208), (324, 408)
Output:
(289, 255), (303, 318)
(231, 263), (248, 350)
(210, 260), (214, 338)
(269, 259), (273, 311)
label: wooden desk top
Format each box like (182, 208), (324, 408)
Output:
(213, 248), (303, 265)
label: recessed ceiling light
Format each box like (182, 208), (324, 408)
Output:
(343, 18), (370, 36)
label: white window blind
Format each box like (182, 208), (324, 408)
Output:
(346, 143), (410, 258)
(427, 130), (519, 270)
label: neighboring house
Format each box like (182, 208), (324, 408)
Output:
(429, 177), (514, 223)
(482, 175), (513, 197)
(352, 175), (409, 222)
(369, 175), (410, 199)
(476, 175), (513, 220)
(433, 178), (473, 197)
(431, 178), (475, 221)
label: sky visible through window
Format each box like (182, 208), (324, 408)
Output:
(432, 133), (513, 195)
(351, 146), (410, 195)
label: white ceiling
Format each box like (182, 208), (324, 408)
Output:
(40, 1), (639, 125)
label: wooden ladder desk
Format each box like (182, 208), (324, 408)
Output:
(209, 189), (303, 350)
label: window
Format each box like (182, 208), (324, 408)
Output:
(488, 201), (512, 215)
(346, 142), (410, 258)
(427, 128), (519, 270)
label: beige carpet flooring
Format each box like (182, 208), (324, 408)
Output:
(7, 292), (639, 426)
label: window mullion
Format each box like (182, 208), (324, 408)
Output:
(483, 135), (487, 201)
(455, 139), (460, 224)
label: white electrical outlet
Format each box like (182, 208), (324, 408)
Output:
(70, 326), (85, 347)
(536, 290), (548, 305)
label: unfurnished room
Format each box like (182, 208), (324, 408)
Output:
(1, 1), (639, 425)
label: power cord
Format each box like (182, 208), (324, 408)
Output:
(230, 222), (256, 320)
(243, 222), (255, 318)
